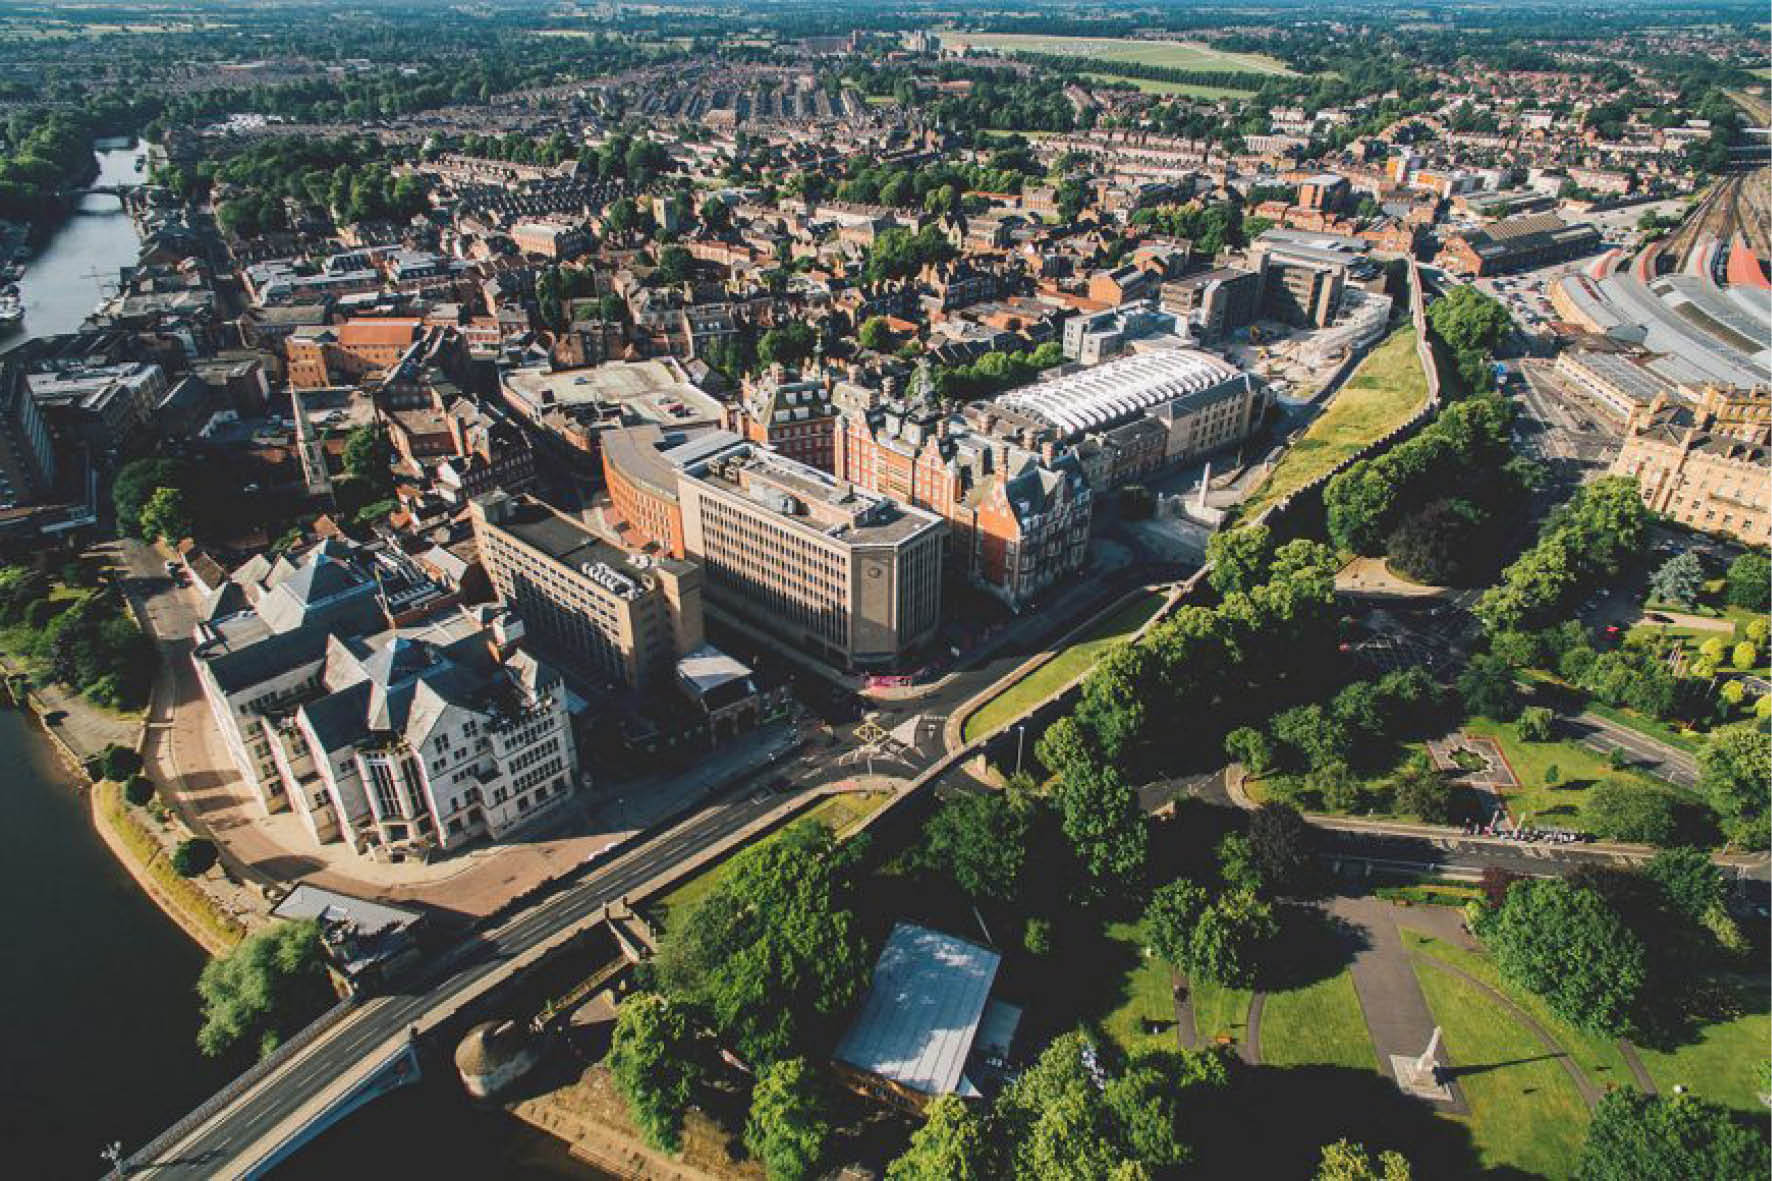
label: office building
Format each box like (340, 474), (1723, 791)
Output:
(674, 434), (945, 670)
(470, 491), (704, 692)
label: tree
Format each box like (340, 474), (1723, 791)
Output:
(1575, 1090), (1769, 1181)
(1143, 878), (1210, 968)
(1642, 846), (1725, 926)
(887, 1095), (993, 1181)
(653, 244), (693, 285)
(1479, 878), (1646, 1034)
(1648, 552), (1705, 607)
(608, 993), (704, 1152)
(917, 789), (1028, 901)
(744, 1057), (828, 1181)
(1698, 723), (1770, 847)
(1391, 755), (1451, 824)
(1186, 888), (1277, 987)
(124, 773), (155, 806)
(1317, 1139), (1412, 1181)
(1271, 704), (1350, 771)
(1035, 715), (1097, 779)
(1583, 780), (1680, 845)
(1517, 705), (1555, 743)
(1458, 654), (1521, 721)
(857, 315), (892, 351)
(1206, 526), (1274, 596)
(1218, 832), (1262, 893)
(1224, 725), (1275, 775)
(1724, 551), (1770, 611)
(196, 919), (332, 1058)
(113, 457), (194, 538)
(101, 743), (142, 781)
(654, 821), (868, 1062)
(139, 485), (193, 544)
(1248, 803), (1311, 895)
(171, 837), (218, 877)
(1055, 761), (1147, 889)
(1731, 641), (1757, 671)
(1024, 916), (1054, 956)
(341, 424), (392, 492)
(1310, 760), (1363, 813)
(994, 1032), (1210, 1179)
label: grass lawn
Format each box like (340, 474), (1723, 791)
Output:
(1412, 954), (1591, 1180)
(1400, 929), (1635, 1093)
(651, 791), (889, 933)
(1460, 715), (1684, 832)
(1099, 920), (1179, 1057)
(961, 590), (1165, 743)
(1635, 975), (1772, 1115)
(1191, 977), (1254, 1047)
(1239, 326), (1429, 520)
(1259, 969), (1378, 1071)
(940, 31), (1296, 75)
(1079, 72), (1253, 99)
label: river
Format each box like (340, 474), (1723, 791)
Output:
(0, 709), (244, 1178)
(4, 141), (146, 349)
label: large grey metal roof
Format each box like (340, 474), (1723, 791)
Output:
(834, 922), (1000, 1098)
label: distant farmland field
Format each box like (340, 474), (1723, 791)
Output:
(941, 32), (1297, 76)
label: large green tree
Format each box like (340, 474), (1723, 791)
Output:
(1055, 761), (1147, 889)
(1699, 723), (1770, 847)
(196, 920), (332, 1059)
(1478, 878), (1646, 1034)
(608, 992), (705, 1152)
(1574, 1090), (1769, 1181)
(917, 789), (1029, 901)
(887, 1094), (993, 1180)
(655, 821), (868, 1062)
(743, 1057), (828, 1181)
(1724, 551), (1769, 611)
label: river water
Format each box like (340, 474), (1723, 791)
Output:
(5, 142), (146, 348)
(0, 709), (243, 1178)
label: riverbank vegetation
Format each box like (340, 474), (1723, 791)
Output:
(95, 776), (244, 952)
(0, 564), (153, 711)
(197, 919), (333, 1059)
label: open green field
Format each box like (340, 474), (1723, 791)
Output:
(1458, 715), (1693, 833)
(651, 791), (889, 932)
(942, 31), (1296, 75)
(961, 590), (1165, 743)
(1635, 974), (1772, 1115)
(1412, 954), (1591, 1180)
(1191, 978), (1254, 1047)
(1098, 920), (1178, 1057)
(1079, 72), (1253, 100)
(1260, 969), (1377, 1071)
(1239, 326), (1429, 520)
(1402, 930), (1635, 1092)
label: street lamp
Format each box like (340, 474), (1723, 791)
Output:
(1014, 723), (1026, 779)
(100, 1141), (124, 1175)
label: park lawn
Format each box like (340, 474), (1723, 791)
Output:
(1192, 978), (1254, 1048)
(1400, 929), (1635, 1093)
(940, 31), (1296, 75)
(1079, 72), (1253, 99)
(1099, 920), (1179, 1057)
(1634, 974), (1772, 1115)
(1412, 955), (1591, 1181)
(650, 791), (889, 933)
(1238, 326), (1429, 519)
(1459, 715), (1682, 832)
(1259, 969), (1378, 1072)
(961, 590), (1165, 743)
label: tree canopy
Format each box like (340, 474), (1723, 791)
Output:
(655, 820), (868, 1063)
